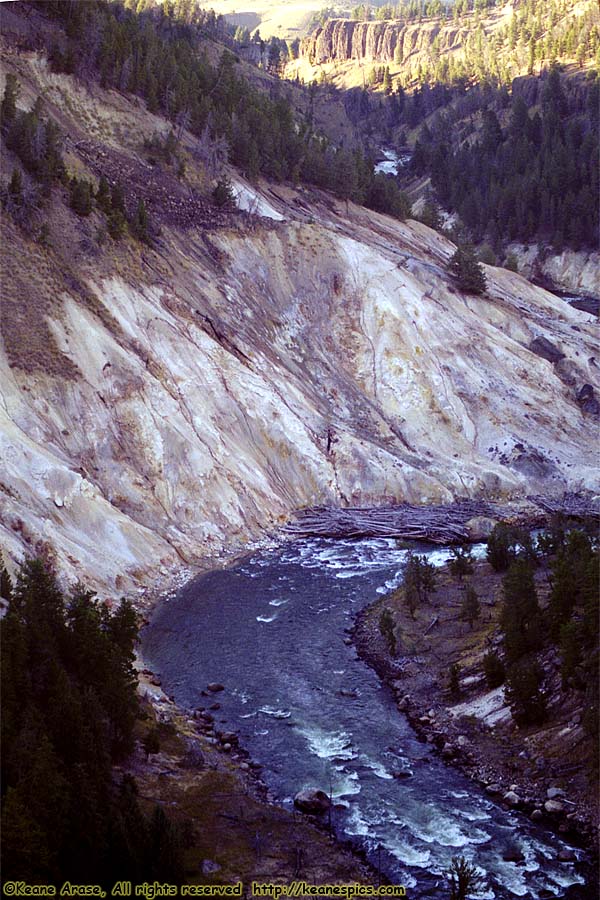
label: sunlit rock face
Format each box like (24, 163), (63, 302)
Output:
(301, 18), (467, 64)
(1, 186), (597, 598)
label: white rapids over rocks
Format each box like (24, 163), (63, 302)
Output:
(143, 537), (589, 899)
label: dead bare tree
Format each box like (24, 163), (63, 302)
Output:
(193, 123), (229, 179)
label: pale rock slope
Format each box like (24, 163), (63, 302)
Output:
(0, 50), (597, 598)
(1, 195), (597, 598)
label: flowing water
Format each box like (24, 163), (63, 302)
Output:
(537, 288), (599, 317)
(554, 293), (599, 317)
(142, 538), (590, 898)
(374, 149), (412, 176)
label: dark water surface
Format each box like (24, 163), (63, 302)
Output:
(142, 538), (589, 899)
(548, 290), (599, 317)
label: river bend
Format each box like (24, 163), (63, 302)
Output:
(142, 538), (588, 899)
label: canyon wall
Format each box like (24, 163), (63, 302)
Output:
(3, 198), (598, 599)
(300, 18), (467, 65)
(1, 52), (598, 601)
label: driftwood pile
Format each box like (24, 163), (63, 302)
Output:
(284, 499), (498, 544)
(285, 494), (599, 544)
(527, 493), (600, 521)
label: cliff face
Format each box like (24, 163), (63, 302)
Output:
(3, 199), (598, 599)
(1, 52), (598, 601)
(301, 18), (465, 65)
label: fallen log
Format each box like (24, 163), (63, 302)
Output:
(423, 615), (439, 635)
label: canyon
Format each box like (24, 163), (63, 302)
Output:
(1, 43), (599, 603)
(1, 9), (599, 895)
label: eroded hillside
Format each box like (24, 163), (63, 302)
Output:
(0, 47), (598, 599)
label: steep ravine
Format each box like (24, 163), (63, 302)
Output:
(0, 53), (598, 601)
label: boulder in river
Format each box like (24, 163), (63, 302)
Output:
(207, 682), (225, 692)
(545, 799), (565, 814)
(547, 787), (566, 800)
(294, 788), (331, 814)
(502, 843), (525, 863)
(504, 790), (521, 807)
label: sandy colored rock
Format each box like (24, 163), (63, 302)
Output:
(0, 48), (598, 602)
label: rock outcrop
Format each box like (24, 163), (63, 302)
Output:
(301, 18), (467, 65)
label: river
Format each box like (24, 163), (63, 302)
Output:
(374, 149), (412, 176)
(142, 538), (589, 899)
(552, 292), (599, 317)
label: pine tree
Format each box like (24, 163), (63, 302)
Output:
(0, 553), (13, 599)
(483, 651), (505, 688)
(143, 727), (161, 761)
(8, 168), (23, 203)
(212, 177), (235, 208)
(0, 556), (171, 882)
(548, 531), (594, 638)
(95, 176), (112, 214)
(447, 244), (487, 294)
(447, 855), (485, 900)
(379, 608), (397, 656)
(559, 620), (582, 689)
(486, 522), (523, 571)
(505, 658), (547, 726)
(107, 209), (127, 240)
(460, 585), (480, 628)
(110, 182), (126, 214)
(1, 787), (52, 880)
(500, 560), (543, 663)
(1, 73), (19, 130)
(146, 806), (184, 880)
(448, 545), (473, 580)
(403, 553), (436, 618)
(419, 197), (442, 230)
(448, 663), (461, 697)
(132, 199), (150, 242)
(69, 178), (93, 216)
(383, 66), (393, 94)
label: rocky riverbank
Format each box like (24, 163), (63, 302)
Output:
(351, 556), (599, 871)
(129, 664), (379, 886)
